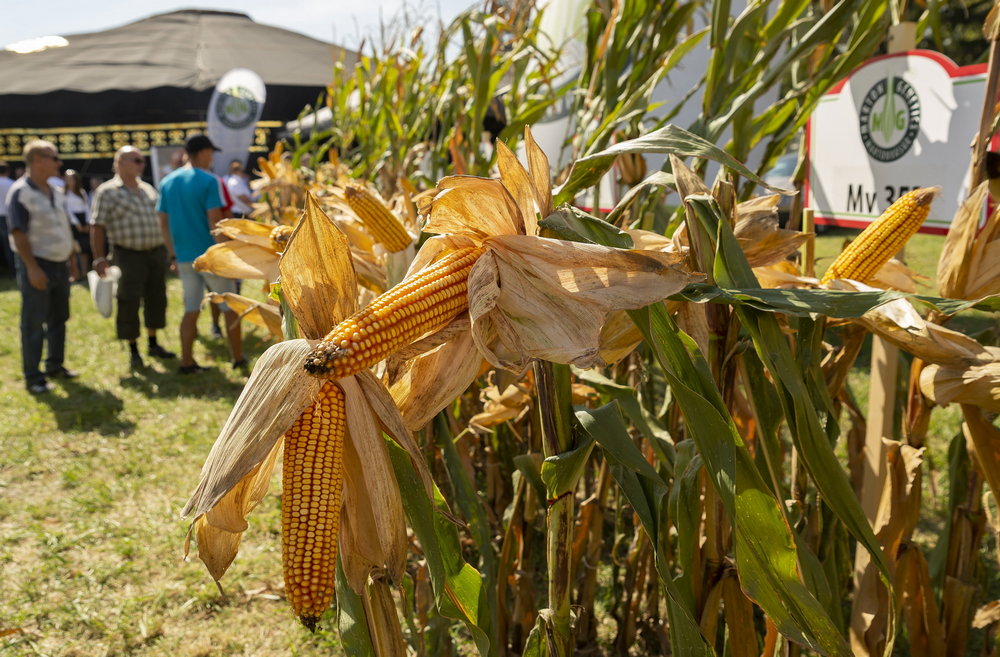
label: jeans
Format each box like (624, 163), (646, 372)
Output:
(15, 255), (70, 386)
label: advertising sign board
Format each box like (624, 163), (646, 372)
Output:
(807, 51), (987, 234)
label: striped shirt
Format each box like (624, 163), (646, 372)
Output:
(91, 176), (163, 250)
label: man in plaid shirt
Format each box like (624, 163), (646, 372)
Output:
(91, 145), (176, 369)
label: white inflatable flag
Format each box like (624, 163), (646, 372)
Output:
(206, 68), (266, 176)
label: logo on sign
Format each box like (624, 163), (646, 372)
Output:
(858, 76), (920, 162)
(216, 86), (259, 130)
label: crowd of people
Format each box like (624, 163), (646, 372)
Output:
(2, 135), (255, 394)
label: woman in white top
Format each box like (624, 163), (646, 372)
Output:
(64, 169), (92, 274)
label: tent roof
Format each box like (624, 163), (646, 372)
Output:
(0, 9), (354, 95)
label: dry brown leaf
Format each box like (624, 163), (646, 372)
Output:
(974, 600), (1000, 629)
(938, 182), (988, 298)
(339, 375), (407, 586)
(921, 351), (1000, 411)
(469, 234), (702, 371)
(424, 176), (524, 242)
(192, 439), (282, 580)
(389, 328), (484, 431)
(524, 126), (553, 221)
(182, 340), (322, 519)
(962, 405), (1000, 505)
(194, 241), (279, 281)
(496, 138), (543, 237)
(852, 439), (923, 656)
(214, 218), (276, 248)
(733, 198), (810, 268)
(870, 258), (922, 293)
(209, 292), (282, 340)
(837, 281), (989, 366)
(598, 310), (645, 366)
(896, 547), (946, 656)
(279, 193), (358, 341)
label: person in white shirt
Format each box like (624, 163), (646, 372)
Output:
(224, 160), (254, 218)
(64, 169), (92, 274)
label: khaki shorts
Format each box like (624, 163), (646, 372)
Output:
(176, 261), (237, 313)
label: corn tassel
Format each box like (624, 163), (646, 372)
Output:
(821, 187), (938, 284)
(344, 185), (412, 252)
(281, 381), (346, 631)
(304, 246), (485, 379)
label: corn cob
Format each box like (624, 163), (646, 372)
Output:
(304, 246), (485, 379)
(281, 381), (346, 631)
(344, 185), (412, 252)
(821, 187), (938, 284)
(270, 224), (294, 253)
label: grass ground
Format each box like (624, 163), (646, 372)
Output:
(0, 228), (993, 656)
(0, 275), (341, 656)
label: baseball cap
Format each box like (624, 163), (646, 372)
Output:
(185, 134), (221, 155)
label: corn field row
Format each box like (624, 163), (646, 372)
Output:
(184, 1), (1000, 655)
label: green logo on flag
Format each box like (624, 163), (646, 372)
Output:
(216, 86), (259, 130)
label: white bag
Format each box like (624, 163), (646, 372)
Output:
(87, 266), (121, 319)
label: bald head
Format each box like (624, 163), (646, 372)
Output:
(113, 146), (146, 182)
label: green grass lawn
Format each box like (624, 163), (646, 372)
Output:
(0, 275), (341, 656)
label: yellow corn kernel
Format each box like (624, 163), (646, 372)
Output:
(344, 185), (412, 252)
(821, 187), (938, 284)
(269, 224), (294, 253)
(281, 381), (346, 631)
(304, 246), (485, 379)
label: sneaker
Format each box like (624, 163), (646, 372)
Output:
(130, 351), (145, 369)
(232, 357), (249, 371)
(45, 366), (78, 379)
(178, 362), (209, 375)
(210, 324), (224, 340)
(148, 343), (177, 359)
(27, 380), (52, 394)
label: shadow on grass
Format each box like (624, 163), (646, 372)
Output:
(119, 363), (246, 400)
(117, 328), (270, 401)
(37, 378), (136, 436)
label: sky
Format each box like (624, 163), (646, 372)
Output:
(1, 1), (476, 51)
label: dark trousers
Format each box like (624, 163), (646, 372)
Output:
(0, 216), (15, 275)
(15, 255), (70, 385)
(111, 244), (168, 341)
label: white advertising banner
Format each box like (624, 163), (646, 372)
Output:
(206, 68), (267, 177)
(807, 51), (987, 234)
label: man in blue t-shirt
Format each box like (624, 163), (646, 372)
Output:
(157, 134), (244, 374)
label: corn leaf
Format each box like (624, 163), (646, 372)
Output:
(576, 402), (715, 657)
(386, 440), (492, 657)
(684, 194), (895, 654)
(553, 124), (791, 207)
(627, 303), (851, 656)
(337, 560), (376, 657)
(676, 284), (1000, 318)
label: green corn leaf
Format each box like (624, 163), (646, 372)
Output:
(387, 440), (493, 657)
(628, 303), (852, 657)
(683, 193), (895, 655)
(554, 124), (791, 207)
(575, 402), (715, 657)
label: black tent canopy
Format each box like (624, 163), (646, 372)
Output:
(0, 9), (355, 174)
